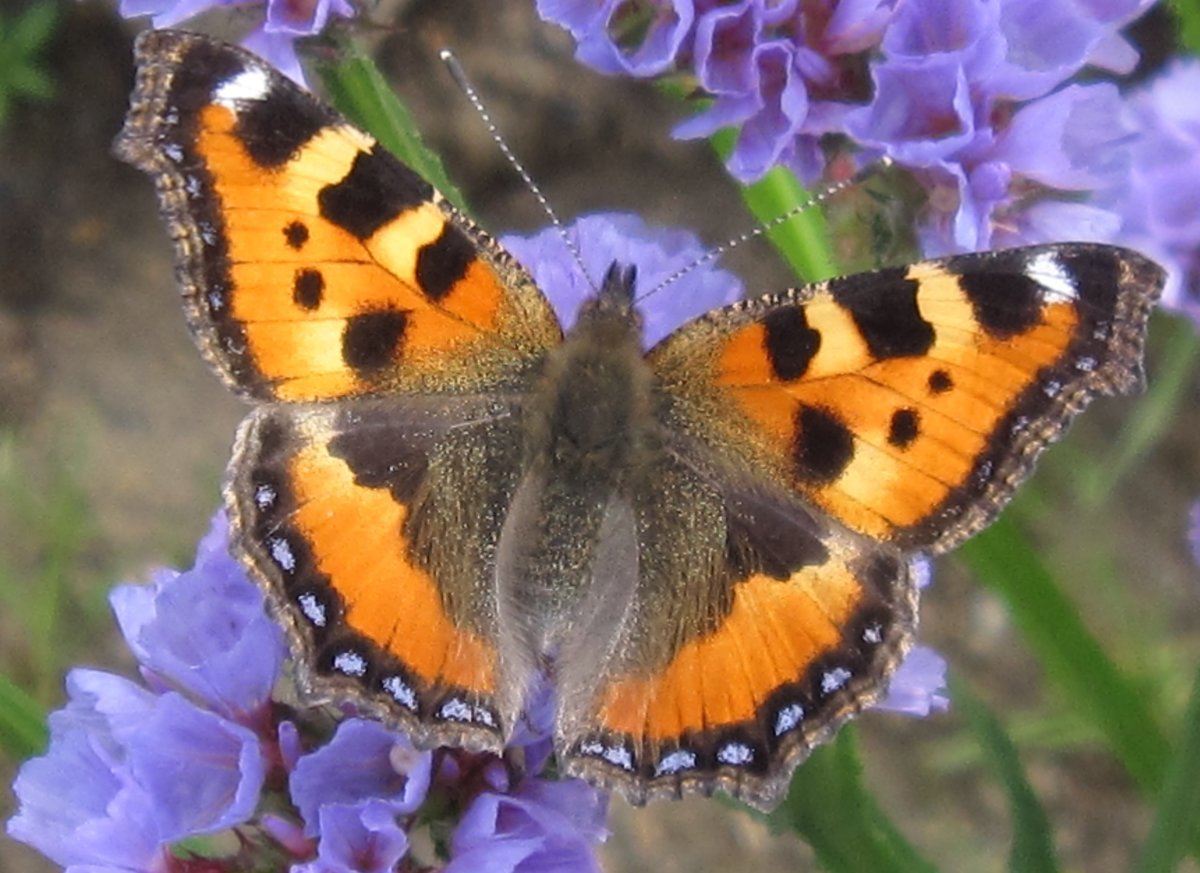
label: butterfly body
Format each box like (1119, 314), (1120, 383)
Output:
(116, 30), (1163, 810)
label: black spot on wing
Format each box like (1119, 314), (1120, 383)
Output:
(416, 224), (476, 302)
(283, 220), (309, 250)
(927, 369), (953, 394)
(234, 88), (336, 168)
(763, 306), (820, 381)
(725, 498), (830, 582)
(793, 405), (855, 485)
(328, 411), (430, 506)
(293, 269), (324, 311)
(318, 146), (433, 240)
(887, 408), (919, 449)
(828, 268), (933, 359)
(956, 271), (1043, 339)
(342, 309), (409, 373)
(1054, 246), (1117, 311)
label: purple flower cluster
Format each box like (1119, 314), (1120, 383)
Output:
(118, 0), (356, 85)
(539, 0), (1155, 255)
(1110, 60), (1200, 326)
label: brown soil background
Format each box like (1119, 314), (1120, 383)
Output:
(1, 3), (1198, 872)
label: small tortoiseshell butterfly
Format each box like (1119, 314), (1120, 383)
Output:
(115, 30), (1163, 809)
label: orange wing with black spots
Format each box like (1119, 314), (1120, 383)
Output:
(557, 470), (917, 809)
(114, 30), (560, 403)
(227, 398), (524, 750)
(649, 244), (1161, 554)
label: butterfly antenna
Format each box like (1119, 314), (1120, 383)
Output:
(440, 49), (593, 288)
(639, 156), (895, 302)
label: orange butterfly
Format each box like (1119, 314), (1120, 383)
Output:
(116, 30), (1162, 809)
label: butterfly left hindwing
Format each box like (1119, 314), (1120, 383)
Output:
(117, 29), (1164, 813)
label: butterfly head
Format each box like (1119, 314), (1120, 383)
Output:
(571, 261), (641, 334)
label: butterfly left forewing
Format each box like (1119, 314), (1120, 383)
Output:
(649, 244), (1163, 553)
(114, 30), (561, 403)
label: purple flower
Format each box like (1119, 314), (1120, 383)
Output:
(292, 800), (410, 873)
(540, 1), (898, 184)
(501, 212), (744, 347)
(1111, 60), (1200, 325)
(843, 53), (977, 168)
(109, 513), (285, 725)
(985, 0), (1153, 102)
(289, 719), (432, 836)
(876, 558), (948, 716)
(8, 511), (605, 870)
(8, 517), (275, 868)
(445, 778), (609, 873)
(850, 0), (1137, 253)
(879, 646), (950, 716)
(542, 0), (1155, 257)
(7, 673), (167, 870)
(1190, 503), (1200, 570)
(7, 669), (265, 866)
(538, 0), (696, 76)
(116, 0), (356, 86)
(129, 690), (266, 839)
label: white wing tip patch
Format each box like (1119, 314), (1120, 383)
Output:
(214, 67), (271, 107)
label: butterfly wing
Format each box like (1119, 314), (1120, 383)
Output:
(115, 31), (564, 747)
(114, 30), (561, 404)
(649, 244), (1162, 553)
(556, 243), (1160, 808)
(555, 453), (915, 809)
(230, 397), (525, 749)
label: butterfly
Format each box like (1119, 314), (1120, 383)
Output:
(114, 29), (1163, 810)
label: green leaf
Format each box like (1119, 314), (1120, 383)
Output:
(8, 0), (59, 55)
(312, 38), (469, 214)
(1169, 0), (1200, 53)
(0, 673), (48, 760)
(959, 516), (1170, 794)
(7, 65), (54, 100)
(709, 128), (839, 282)
(952, 678), (1060, 873)
(1135, 662), (1200, 873)
(768, 730), (937, 873)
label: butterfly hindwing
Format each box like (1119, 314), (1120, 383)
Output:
(113, 29), (561, 403)
(228, 396), (527, 749)
(648, 244), (1161, 554)
(555, 454), (916, 808)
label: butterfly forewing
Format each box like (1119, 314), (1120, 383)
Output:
(648, 243), (1161, 554)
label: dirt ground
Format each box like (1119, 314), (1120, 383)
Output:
(2, 3), (1198, 872)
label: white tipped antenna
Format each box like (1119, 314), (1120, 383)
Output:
(639, 156), (895, 302)
(439, 49), (593, 288)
